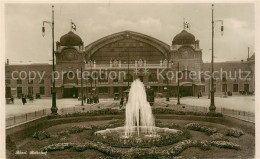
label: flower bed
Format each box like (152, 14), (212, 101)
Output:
(32, 131), (50, 140)
(152, 108), (223, 117)
(226, 128), (245, 138)
(42, 143), (74, 152)
(184, 123), (217, 135)
(47, 108), (223, 119)
(88, 130), (191, 148)
(56, 126), (92, 137)
(41, 139), (240, 157)
(211, 141), (240, 150)
(210, 133), (228, 141)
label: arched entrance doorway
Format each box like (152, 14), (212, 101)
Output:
(63, 72), (79, 98)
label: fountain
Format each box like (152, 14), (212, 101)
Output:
(95, 79), (180, 143)
(124, 78), (155, 137)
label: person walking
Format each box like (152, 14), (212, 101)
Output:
(83, 95), (86, 103)
(10, 96), (14, 104)
(120, 95), (124, 108)
(22, 95), (26, 105)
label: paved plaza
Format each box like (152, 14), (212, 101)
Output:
(160, 95), (255, 113)
(6, 95), (254, 118)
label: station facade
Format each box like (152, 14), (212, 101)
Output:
(5, 30), (255, 98)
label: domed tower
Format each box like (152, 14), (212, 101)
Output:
(54, 31), (85, 98)
(55, 31), (85, 64)
(169, 30), (203, 96)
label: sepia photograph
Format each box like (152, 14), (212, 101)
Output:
(1, 1), (258, 158)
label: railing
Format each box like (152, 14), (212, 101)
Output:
(220, 108), (255, 123)
(85, 63), (168, 70)
(160, 102), (254, 123)
(6, 101), (254, 128)
(5, 104), (100, 128)
(6, 108), (52, 128)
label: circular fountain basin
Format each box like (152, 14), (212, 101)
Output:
(95, 126), (181, 137)
(94, 126), (183, 147)
(95, 126), (180, 137)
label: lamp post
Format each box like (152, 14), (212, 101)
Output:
(166, 58), (170, 101)
(42, 5), (57, 115)
(209, 4), (224, 112)
(81, 62), (84, 106)
(177, 62), (180, 105)
(127, 50), (130, 90)
(90, 60), (93, 94)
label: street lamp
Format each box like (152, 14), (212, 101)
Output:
(42, 5), (58, 115)
(177, 62), (180, 105)
(209, 4), (224, 112)
(80, 61), (85, 106)
(166, 58), (170, 101)
(127, 49), (130, 90)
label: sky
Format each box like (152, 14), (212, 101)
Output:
(4, 3), (255, 64)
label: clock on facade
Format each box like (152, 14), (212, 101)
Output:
(63, 49), (78, 61)
(179, 47), (193, 59)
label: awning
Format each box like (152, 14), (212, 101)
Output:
(63, 83), (77, 88)
(123, 89), (130, 93)
(194, 83), (206, 86)
(179, 82), (192, 86)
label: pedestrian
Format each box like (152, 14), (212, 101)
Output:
(120, 95), (124, 108)
(97, 95), (99, 103)
(22, 95), (26, 105)
(94, 95), (97, 104)
(90, 95), (93, 104)
(83, 95), (86, 103)
(197, 93), (200, 98)
(87, 97), (90, 104)
(10, 96), (14, 104)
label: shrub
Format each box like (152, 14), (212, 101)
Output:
(32, 131), (50, 140)
(226, 128), (244, 138)
(152, 108), (223, 118)
(206, 112), (223, 117)
(62, 108), (124, 118)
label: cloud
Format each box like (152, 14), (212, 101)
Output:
(139, 17), (162, 31)
(112, 19), (135, 28)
